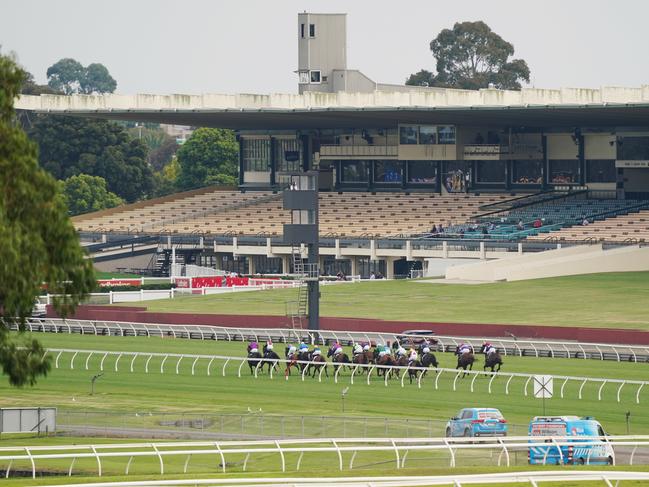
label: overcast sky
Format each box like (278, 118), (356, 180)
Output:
(2, 0), (648, 95)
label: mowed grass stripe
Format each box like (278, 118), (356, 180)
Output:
(117, 272), (649, 330)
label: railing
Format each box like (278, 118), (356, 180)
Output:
(46, 348), (649, 404)
(319, 145), (398, 158)
(22, 319), (649, 363)
(2, 436), (649, 479)
(57, 410), (529, 440)
(13, 472), (649, 486)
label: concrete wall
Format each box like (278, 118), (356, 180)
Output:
(446, 245), (594, 281)
(331, 70), (376, 93)
(16, 85), (649, 112)
(446, 245), (649, 282)
(585, 134), (616, 159)
(547, 134), (578, 159)
(298, 13), (346, 94)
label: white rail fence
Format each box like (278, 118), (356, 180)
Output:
(25, 471), (649, 487)
(39, 279), (360, 304)
(46, 348), (649, 404)
(2, 436), (649, 479)
(24, 318), (649, 363)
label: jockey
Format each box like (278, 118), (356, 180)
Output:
(378, 345), (388, 358)
(333, 343), (343, 357)
(483, 342), (497, 356)
(312, 346), (322, 357)
(298, 342), (309, 354)
(287, 345), (297, 357)
(353, 343), (363, 355)
(408, 348), (418, 364)
(397, 346), (407, 357)
(266, 341), (274, 351)
(363, 343), (371, 352)
(249, 341), (259, 354)
(422, 346), (431, 355)
(458, 343), (472, 355)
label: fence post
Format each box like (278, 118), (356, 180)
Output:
(109, 291), (113, 305)
(90, 445), (102, 476)
(332, 440), (343, 471)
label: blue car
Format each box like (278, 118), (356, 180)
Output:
(445, 408), (508, 437)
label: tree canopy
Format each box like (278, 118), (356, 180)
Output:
(61, 174), (124, 216)
(406, 21), (530, 90)
(28, 115), (154, 202)
(46, 58), (117, 95)
(0, 53), (95, 386)
(176, 128), (238, 190)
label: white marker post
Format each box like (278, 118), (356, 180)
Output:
(533, 375), (553, 416)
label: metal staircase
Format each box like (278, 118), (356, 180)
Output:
(286, 245), (308, 329)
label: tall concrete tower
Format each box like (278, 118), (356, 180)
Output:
(297, 13), (347, 94)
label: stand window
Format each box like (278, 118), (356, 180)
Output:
(341, 161), (369, 182)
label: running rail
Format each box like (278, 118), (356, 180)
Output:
(46, 348), (649, 404)
(2, 436), (649, 479)
(21, 318), (649, 363)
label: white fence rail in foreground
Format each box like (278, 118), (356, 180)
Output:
(26, 471), (649, 487)
(46, 348), (649, 404)
(2, 436), (649, 479)
(24, 318), (649, 363)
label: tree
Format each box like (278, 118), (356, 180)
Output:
(61, 174), (123, 216)
(406, 21), (530, 90)
(46, 58), (116, 95)
(148, 136), (179, 171)
(28, 115), (154, 202)
(0, 52), (95, 386)
(152, 156), (181, 197)
(81, 63), (117, 94)
(176, 128), (238, 190)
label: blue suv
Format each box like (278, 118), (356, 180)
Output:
(446, 408), (508, 437)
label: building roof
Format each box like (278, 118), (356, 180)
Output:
(15, 85), (649, 130)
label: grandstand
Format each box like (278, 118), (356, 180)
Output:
(73, 190), (510, 238)
(527, 209), (649, 243)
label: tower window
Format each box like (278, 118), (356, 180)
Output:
(309, 24), (316, 37)
(310, 71), (321, 83)
(300, 23), (305, 38)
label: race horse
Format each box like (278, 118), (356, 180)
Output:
(480, 345), (503, 373)
(328, 346), (351, 374)
(284, 347), (300, 377)
(307, 353), (328, 378)
(376, 354), (395, 378)
(247, 350), (262, 375)
(455, 346), (475, 377)
(262, 348), (281, 374)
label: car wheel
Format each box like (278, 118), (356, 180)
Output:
(445, 427), (451, 437)
(607, 456), (614, 465)
(578, 457), (585, 465)
(464, 428), (472, 437)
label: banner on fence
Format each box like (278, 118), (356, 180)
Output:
(97, 279), (142, 287)
(174, 276), (250, 288)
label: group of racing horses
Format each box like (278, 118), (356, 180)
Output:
(246, 339), (503, 383)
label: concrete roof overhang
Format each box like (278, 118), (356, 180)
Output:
(31, 104), (649, 130)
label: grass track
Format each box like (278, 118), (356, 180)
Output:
(2, 333), (649, 436)
(120, 272), (649, 330)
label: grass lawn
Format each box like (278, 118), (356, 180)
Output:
(121, 272), (649, 330)
(2, 333), (649, 437)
